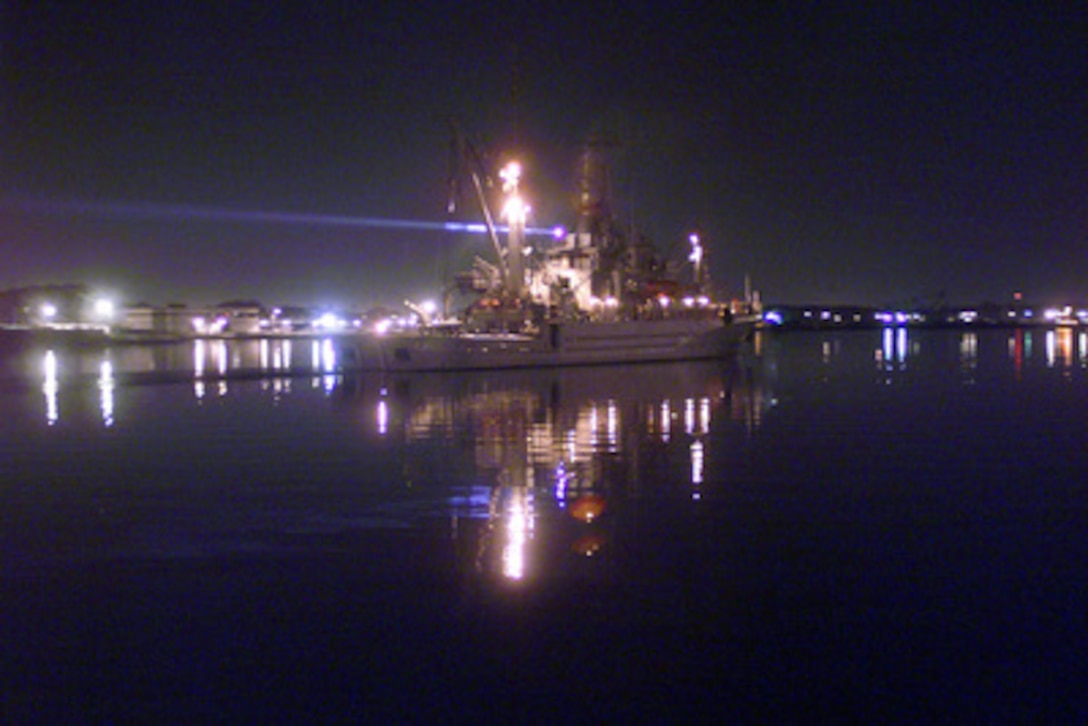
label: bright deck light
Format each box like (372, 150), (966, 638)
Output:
(500, 160), (529, 224)
(313, 312), (344, 330)
(499, 160), (522, 189)
(688, 234), (703, 264)
(502, 195), (528, 224)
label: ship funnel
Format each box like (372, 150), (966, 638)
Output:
(575, 145), (609, 236)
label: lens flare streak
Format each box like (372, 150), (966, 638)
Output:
(12, 198), (561, 237)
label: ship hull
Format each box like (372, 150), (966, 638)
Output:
(335, 318), (753, 372)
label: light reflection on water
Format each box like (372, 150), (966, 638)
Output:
(42, 350), (58, 426)
(803, 326), (1088, 388)
(3, 350), (762, 582)
(14, 326), (1088, 433)
(98, 360), (114, 427)
(362, 364), (744, 582)
(2, 337), (341, 424)
(4, 327), (1088, 719)
(1042, 326), (1088, 371)
(2, 336), (336, 383)
(6, 326), (1088, 578)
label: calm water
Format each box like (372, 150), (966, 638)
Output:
(2, 329), (1086, 721)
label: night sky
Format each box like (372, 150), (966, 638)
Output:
(3, 1), (1086, 308)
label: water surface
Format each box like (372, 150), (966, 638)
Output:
(1, 329), (1085, 721)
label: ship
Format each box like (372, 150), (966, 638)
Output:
(336, 139), (760, 373)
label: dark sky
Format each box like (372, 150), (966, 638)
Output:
(3, 1), (1086, 308)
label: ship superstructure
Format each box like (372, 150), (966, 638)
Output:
(336, 137), (757, 372)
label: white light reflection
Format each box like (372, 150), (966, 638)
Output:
(376, 399), (389, 436)
(193, 339), (206, 400)
(280, 339), (292, 370)
(99, 360), (115, 426)
(213, 340), (228, 376)
(960, 332), (978, 384)
(321, 338), (337, 393)
(684, 398), (696, 435)
(660, 400), (671, 441)
(606, 400), (618, 451)
(502, 488), (532, 581)
(699, 397), (711, 435)
(193, 339), (205, 377)
(43, 351), (58, 425)
(690, 439), (704, 487)
(213, 340), (228, 396)
(321, 338), (336, 371)
(960, 332), (978, 361)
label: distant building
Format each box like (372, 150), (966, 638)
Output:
(215, 302), (264, 335)
(0, 284), (108, 327)
(122, 303), (209, 336)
